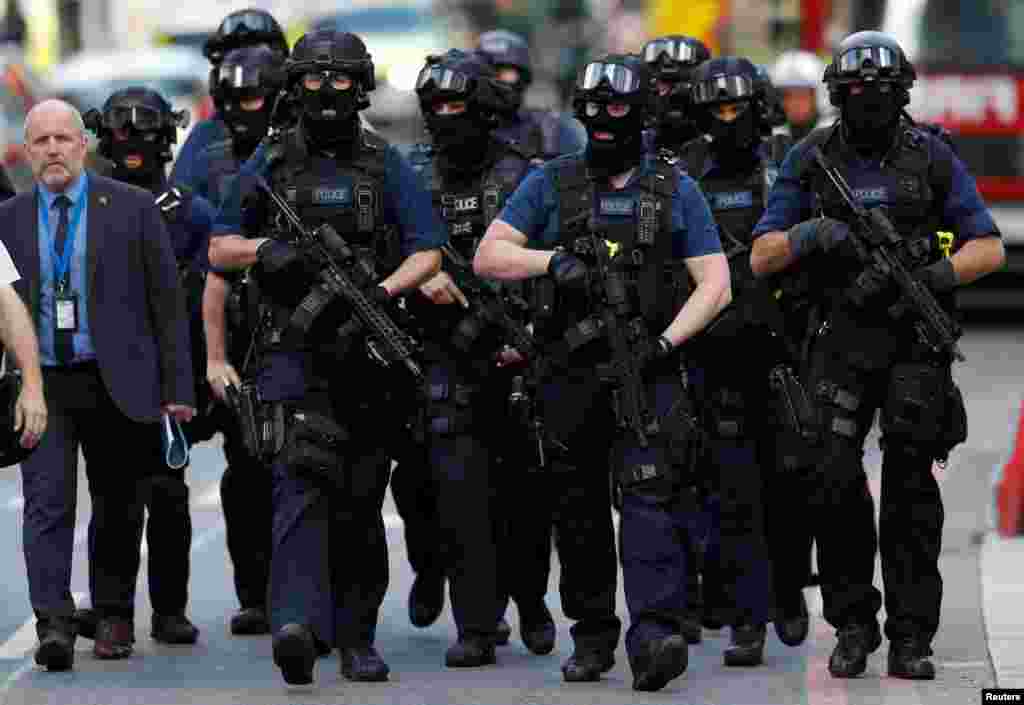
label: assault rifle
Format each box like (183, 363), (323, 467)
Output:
(253, 175), (424, 381)
(439, 243), (549, 467)
(811, 147), (965, 362)
(584, 234), (661, 448)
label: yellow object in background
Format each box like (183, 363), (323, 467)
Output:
(937, 232), (955, 258)
(649, 0), (722, 54)
(23, 0), (60, 72)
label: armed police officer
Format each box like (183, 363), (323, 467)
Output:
(476, 30), (586, 162)
(72, 88), (207, 646)
(681, 57), (812, 665)
(750, 31), (1006, 680)
(771, 50), (830, 142)
(208, 29), (446, 686)
(197, 44), (287, 637)
(475, 54), (730, 691)
(641, 35), (711, 155)
(171, 8), (289, 187)
(390, 48), (554, 667)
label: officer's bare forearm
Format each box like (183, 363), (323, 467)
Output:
(0, 287), (43, 393)
(380, 249), (441, 295)
(750, 231), (797, 276)
(208, 234), (268, 271)
(474, 220), (550, 280)
(950, 235), (1006, 286)
(662, 253), (732, 347)
(202, 273), (230, 364)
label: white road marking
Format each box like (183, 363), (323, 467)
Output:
(0, 593), (86, 660)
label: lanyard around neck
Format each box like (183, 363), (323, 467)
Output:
(38, 186), (87, 287)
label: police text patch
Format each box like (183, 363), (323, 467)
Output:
(313, 186), (353, 205)
(711, 191), (754, 210)
(853, 186), (887, 205)
(599, 197), (634, 216)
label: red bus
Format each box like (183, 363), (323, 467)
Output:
(884, 0), (1023, 309)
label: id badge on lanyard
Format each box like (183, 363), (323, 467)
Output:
(55, 277), (78, 332)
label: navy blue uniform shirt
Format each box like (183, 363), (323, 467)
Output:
(212, 140), (448, 256)
(498, 154), (722, 259)
(752, 127), (999, 243)
(169, 115), (229, 188)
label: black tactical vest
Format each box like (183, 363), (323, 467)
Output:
(681, 136), (788, 291)
(270, 127), (400, 272)
(406, 139), (533, 261)
(552, 154), (685, 336)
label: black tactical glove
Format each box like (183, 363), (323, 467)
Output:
(787, 217), (850, 258)
(368, 285), (391, 306)
(155, 185), (192, 224)
(256, 239), (302, 275)
(912, 258), (958, 293)
(635, 334), (674, 371)
(547, 250), (589, 290)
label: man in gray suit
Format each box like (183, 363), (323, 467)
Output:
(1, 100), (195, 671)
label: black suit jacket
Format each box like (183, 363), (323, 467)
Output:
(0, 171), (194, 422)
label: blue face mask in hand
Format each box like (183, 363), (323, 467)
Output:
(161, 413), (190, 470)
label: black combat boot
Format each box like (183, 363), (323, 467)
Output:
(888, 638), (936, 680)
(631, 634), (688, 692)
(272, 623), (316, 685)
(562, 647), (615, 682)
(520, 603), (556, 655)
(774, 592), (810, 646)
(828, 622), (882, 678)
(408, 572), (445, 628)
(151, 613), (199, 644)
(340, 645), (390, 682)
(724, 623), (766, 666)
(230, 607), (270, 635)
(445, 636), (497, 667)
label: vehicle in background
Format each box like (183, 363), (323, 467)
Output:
(885, 0), (1024, 310)
(46, 46), (214, 160)
(310, 3), (447, 127)
(0, 50), (44, 191)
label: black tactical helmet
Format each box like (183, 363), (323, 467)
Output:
(690, 57), (764, 149)
(824, 30), (916, 108)
(217, 45), (286, 103)
(416, 49), (518, 122)
(573, 53), (651, 115)
(203, 8), (289, 65)
(286, 30), (375, 91)
(642, 35), (710, 83)
(84, 86), (189, 161)
(476, 30), (532, 86)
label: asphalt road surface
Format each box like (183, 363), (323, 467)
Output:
(0, 321), (1016, 705)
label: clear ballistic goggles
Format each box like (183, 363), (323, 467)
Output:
(691, 74), (755, 105)
(643, 38), (702, 65)
(577, 62), (642, 94)
(301, 70), (353, 91)
(834, 46), (898, 77)
(103, 103), (165, 131)
(218, 63), (271, 89)
(220, 11), (278, 37)
(416, 65), (473, 94)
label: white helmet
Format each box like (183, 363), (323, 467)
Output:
(771, 50), (825, 89)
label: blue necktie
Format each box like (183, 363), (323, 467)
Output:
(53, 195), (73, 365)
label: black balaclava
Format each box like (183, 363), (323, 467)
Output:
(707, 101), (760, 168)
(841, 83), (901, 152)
(108, 131), (169, 190)
(583, 104), (645, 178)
(655, 82), (702, 149)
(94, 89), (175, 190)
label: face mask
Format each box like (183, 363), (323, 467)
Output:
(301, 84), (361, 125)
(224, 103), (271, 156)
(843, 84), (899, 143)
(655, 84), (701, 146)
(581, 104), (644, 178)
(426, 112), (490, 156)
(107, 132), (168, 185)
(707, 103), (759, 153)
